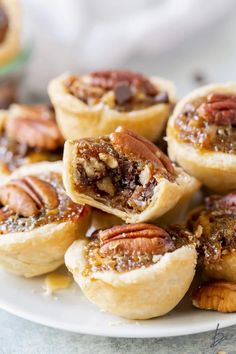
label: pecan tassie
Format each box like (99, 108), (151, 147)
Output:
(0, 172), (86, 234)
(65, 70), (169, 112)
(187, 192), (236, 265)
(0, 4), (8, 43)
(174, 92), (236, 153)
(193, 281), (236, 313)
(73, 127), (175, 214)
(85, 223), (177, 273)
(0, 105), (64, 173)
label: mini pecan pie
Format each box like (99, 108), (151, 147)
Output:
(0, 104), (64, 176)
(0, 0), (21, 66)
(0, 161), (91, 277)
(65, 223), (197, 319)
(187, 192), (236, 282)
(48, 70), (176, 141)
(63, 127), (200, 223)
(167, 83), (236, 191)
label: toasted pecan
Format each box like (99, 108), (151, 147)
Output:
(98, 223), (175, 256)
(0, 175), (59, 217)
(193, 281), (236, 313)
(5, 105), (64, 150)
(197, 93), (236, 126)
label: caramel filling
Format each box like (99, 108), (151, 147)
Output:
(65, 71), (169, 112)
(188, 204), (236, 265)
(0, 4), (8, 44)
(73, 137), (175, 214)
(82, 224), (189, 274)
(0, 173), (85, 234)
(174, 93), (236, 154)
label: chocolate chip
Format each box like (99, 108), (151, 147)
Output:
(154, 92), (169, 104)
(114, 83), (133, 105)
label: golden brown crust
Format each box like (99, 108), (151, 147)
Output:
(0, 0), (21, 66)
(48, 73), (176, 141)
(0, 162), (91, 277)
(167, 83), (236, 192)
(65, 240), (197, 320)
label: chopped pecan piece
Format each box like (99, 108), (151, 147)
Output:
(0, 176), (59, 217)
(0, 5), (8, 43)
(193, 281), (236, 312)
(90, 70), (158, 96)
(197, 93), (236, 126)
(98, 223), (175, 256)
(5, 105), (64, 150)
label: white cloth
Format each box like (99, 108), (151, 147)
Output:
(22, 0), (236, 94)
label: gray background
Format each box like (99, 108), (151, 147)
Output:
(2, 4), (236, 354)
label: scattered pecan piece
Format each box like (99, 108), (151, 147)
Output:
(110, 127), (175, 175)
(205, 192), (236, 210)
(5, 105), (64, 150)
(197, 93), (236, 126)
(98, 223), (175, 256)
(90, 70), (158, 96)
(0, 5), (8, 43)
(193, 281), (236, 313)
(0, 176), (59, 217)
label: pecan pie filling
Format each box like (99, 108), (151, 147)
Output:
(0, 172), (85, 234)
(73, 128), (175, 213)
(174, 93), (236, 153)
(83, 224), (176, 274)
(0, 4), (8, 44)
(187, 192), (236, 265)
(0, 105), (64, 172)
(65, 70), (169, 112)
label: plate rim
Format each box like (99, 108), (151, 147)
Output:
(1, 297), (236, 338)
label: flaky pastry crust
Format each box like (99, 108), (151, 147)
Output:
(0, 162), (91, 277)
(167, 83), (236, 192)
(0, 0), (21, 66)
(65, 240), (197, 320)
(48, 73), (176, 141)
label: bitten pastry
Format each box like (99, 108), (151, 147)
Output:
(0, 161), (91, 277)
(0, 0), (21, 66)
(63, 127), (200, 223)
(48, 70), (176, 141)
(0, 104), (64, 177)
(65, 223), (197, 319)
(167, 83), (236, 191)
(187, 192), (236, 282)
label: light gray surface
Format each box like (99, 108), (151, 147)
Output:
(0, 309), (235, 354)
(2, 5), (236, 354)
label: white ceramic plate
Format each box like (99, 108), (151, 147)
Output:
(0, 268), (236, 337)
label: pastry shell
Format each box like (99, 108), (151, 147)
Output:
(48, 73), (176, 141)
(203, 251), (236, 282)
(0, 0), (21, 66)
(0, 161), (91, 277)
(167, 83), (236, 192)
(65, 240), (197, 320)
(63, 140), (201, 223)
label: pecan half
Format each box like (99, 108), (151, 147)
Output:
(197, 93), (236, 126)
(0, 176), (59, 217)
(5, 105), (64, 150)
(98, 223), (175, 256)
(193, 282), (236, 312)
(110, 127), (175, 175)
(90, 70), (158, 96)
(205, 192), (236, 210)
